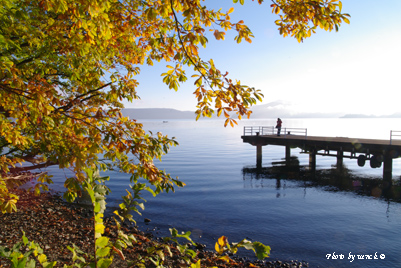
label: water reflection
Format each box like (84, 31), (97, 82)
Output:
(242, 156), (401, 202)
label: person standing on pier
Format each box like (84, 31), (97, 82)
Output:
(276, 118), (282, 136)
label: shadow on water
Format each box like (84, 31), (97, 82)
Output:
(242, 156), (401, 203)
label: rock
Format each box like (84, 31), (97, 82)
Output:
(197, 252), (205, 259)
(144, 218), (151, 223)
(195, 243), (206, 250)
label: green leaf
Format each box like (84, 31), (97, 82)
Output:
(25, 259), (36, 268)
(63, 191), (77, 203)
(42, 261), (57, 268)
(96, 237), (109, 248)
(22, 232), (28, 245)
(97, 258), (113, 268)
(253, 241), (271, 260)
(145, 186), (156, 197)
(96, 247), (111, 257)
(94, 202), (101, 213)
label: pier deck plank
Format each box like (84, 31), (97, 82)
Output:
(242, 134), (401, 155)
(272, 134), (401, 146)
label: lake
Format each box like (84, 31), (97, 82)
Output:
(47, 118), (401, 268)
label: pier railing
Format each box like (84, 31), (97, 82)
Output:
(390, 130), (401, 145)
(243, 126), (307, 138)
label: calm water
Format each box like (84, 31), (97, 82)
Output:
(48, 118), (401, 268)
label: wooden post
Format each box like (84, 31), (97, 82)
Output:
(383, 154), (393, 188)
(256, 144), (262, 169)
(309, 149), (316, 172)
(285, 145), (291, 164)
(337, 149), (343, 168)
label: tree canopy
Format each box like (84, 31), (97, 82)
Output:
(0, 0), (350, 212)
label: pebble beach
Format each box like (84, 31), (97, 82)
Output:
(0, 189), (308, 268)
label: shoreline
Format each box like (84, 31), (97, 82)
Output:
(0, 189), (308, 267)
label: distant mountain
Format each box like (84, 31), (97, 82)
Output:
(122, 108), (195, 119)
(248, 102), (401, 118)
(341, 114), (376, 118)
(341, 113), (401, 118)
(121, 104), (342, 120)
(248, 101), (342, 118)
(121, 105), (401, 120)
(387, 113), (401, 118)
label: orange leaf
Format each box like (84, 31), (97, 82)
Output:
(112, 246), (125, 260)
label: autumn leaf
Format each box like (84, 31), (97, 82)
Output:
(1, 0), (348, 212)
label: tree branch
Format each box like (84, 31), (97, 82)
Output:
(168, 0), (226, 91)
(0, 42), (30, 58)
(8, 161), (57, 174)
(169, 0), (203, 73)
(0, 83), (34, 100)
(55, 82), (112, 112)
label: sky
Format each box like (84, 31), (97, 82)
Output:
(123, 0), (401, 116)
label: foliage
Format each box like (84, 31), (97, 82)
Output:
(0, 231), (57, 268)
(113, 175), (160, 225)
(63, 168), (137, 268)
(163, 228), (197, 265)
(1, 0), (350, 266)
(271, 0), (350, 42)
(0, 0), (350, 210)
(0, 181), (19, 213)
(214, 235), (271, 263)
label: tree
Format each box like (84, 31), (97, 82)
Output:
(0, 0), (350, 212)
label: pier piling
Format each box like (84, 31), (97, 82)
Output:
(309, 149), (316, 172)
(256, 144), (262, 169)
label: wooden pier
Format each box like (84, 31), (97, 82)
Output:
(241, 126), (401, 185)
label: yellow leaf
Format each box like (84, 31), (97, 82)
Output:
(219, 255), (231, 263)
(218, 236), (226, 246)
(215, 242), (221, 253)
(95, 223), (105, 236)
(38, 254), (47, 263)
(228, 7), (234, 14)
(190, 260), (201, 268)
